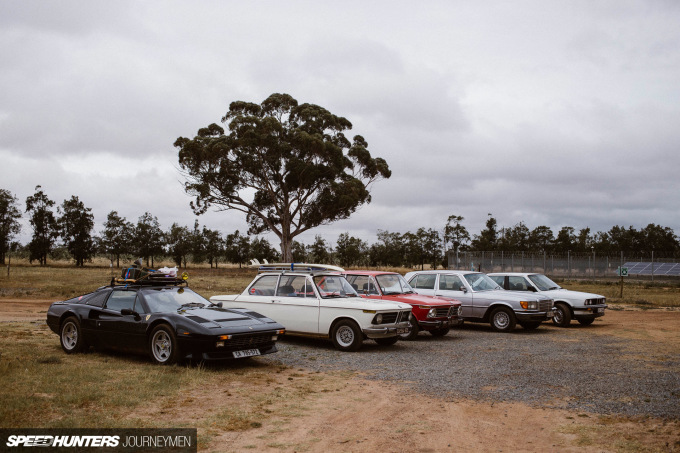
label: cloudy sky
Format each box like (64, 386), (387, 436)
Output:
(2, 0), (679, 249)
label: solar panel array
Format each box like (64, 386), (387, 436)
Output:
(623, 262), (680, 276)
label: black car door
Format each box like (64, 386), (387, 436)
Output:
(97, 289), (148, 353)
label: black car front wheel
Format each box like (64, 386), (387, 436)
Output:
(149, 324), (179, 365)
(60, 316), (88, 353)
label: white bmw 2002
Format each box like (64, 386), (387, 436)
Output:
(211, 264), (412, 351)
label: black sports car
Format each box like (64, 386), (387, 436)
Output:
(46, 276), (285, 364)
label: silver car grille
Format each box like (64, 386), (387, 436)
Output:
(380, 311), (411, 324)
(539, 300), (553, 312)
(585, 298), (606, 305)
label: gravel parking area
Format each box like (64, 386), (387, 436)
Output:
(263, 319), (680, 419)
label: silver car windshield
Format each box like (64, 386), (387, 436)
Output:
(375, 274), (415, 295)
(313, 275), (359, 299)
(528, 274), (561, 291)
(143, 288), (211, 312)
(463, 273), (500, 291)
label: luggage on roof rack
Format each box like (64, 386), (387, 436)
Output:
(114, 263), (188, 286)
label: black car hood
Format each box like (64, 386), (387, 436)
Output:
(179, 307), (275, 328)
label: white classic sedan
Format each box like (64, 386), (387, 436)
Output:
(488, 272), (607, 327)
(211, 264), (412, 351)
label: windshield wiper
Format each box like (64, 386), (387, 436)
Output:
(383, 291), (403, 295)
(178, 302), (204, 310)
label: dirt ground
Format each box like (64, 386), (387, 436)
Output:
(3, 299), (680, 452)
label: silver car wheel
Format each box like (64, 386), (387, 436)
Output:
(335, 325), (355, 347)
(61, 321), (78, 350)
(152, 330), (172, 362)
(493, 311), (510, 329)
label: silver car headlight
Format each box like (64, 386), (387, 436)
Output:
(520, 301), (538, 310)
(427, 308), (437, 318)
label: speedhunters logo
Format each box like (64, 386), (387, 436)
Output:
(0, 429), (196, 452)
(6, 435), (119, 447)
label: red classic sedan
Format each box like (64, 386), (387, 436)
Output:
(344, 271), (462, 340)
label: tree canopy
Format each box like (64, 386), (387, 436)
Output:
(175, 93), (391, 261)
(25, 186), (58, 266)
(0, 189), (21, 265)
(58, 195), (95, 266)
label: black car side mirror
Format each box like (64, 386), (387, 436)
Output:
(121, 308), (141, 320)
(215, 302), (223, 308)
(459, 286), (468, 293)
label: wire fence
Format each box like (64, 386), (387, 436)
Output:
(447, 250), (680, 280)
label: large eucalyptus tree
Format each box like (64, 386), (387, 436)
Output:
(175, 93), (390, 262)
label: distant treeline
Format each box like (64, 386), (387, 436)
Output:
(1, 188), (678, 268)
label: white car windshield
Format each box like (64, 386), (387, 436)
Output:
(463, 273), (500, 291)
(375, 274), (416, 295)
(143, 288), (211, 312)
(313, 275), (359, 299)
(528, 274), (561, 291)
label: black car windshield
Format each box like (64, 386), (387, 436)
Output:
(463, 273), (500, 291)
(528, 274), (561, 291)
(143, 288), (212, 313)
(375, 274), (415, 295)
(313, 275), (359, 298)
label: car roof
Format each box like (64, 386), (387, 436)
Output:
(344, 271), (398, 276)
(488, 272), (536, 276)
(407, 270), (480, 275)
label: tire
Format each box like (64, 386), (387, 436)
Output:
(577, 318), (595, 326)
(489, 307), (516, 332)
(60, 316), (88, 354)
(519, 321), (542, 331)
(429, 327), (450, 337)
(149, 324), (179, 364)
(552, 303), (572, 327)
(374, 336), (399, 346)
(398, 316), (420, 341)
(330, 320), (363, 352)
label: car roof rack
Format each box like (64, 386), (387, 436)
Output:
(111, 263), (189, 287)
(111, 276), (189, 287)
(252, 262), (346, 274)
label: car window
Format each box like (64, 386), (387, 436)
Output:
(133, 295), (147, 313)
(142, 288), (211, 312)
(527, 274), (561, 291)
(313, 275), (358, 298)
(249, 275), (278, 296)
(276, 275), (310, 297)
(463, 273), (499, 291)
(488, 275), (505, 287)
(508, 276), (529, 291)
(439, 274), (464, 291)
(348, 275), (379, 295)
(412, 274), (436, 290)
(106, 291), (137, 312)
(85, 291), (110, 307)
